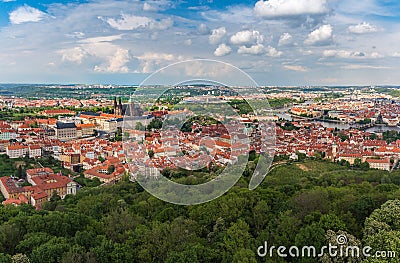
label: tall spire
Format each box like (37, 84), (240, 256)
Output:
(113, 97), (118, 115)
(118, 98), (123, 115)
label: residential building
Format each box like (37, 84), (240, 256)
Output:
(40, 109), (76, 116)
(55, 122), (77, 141)
(0, 167), (79, 209)
(6, 145), (28, 158)
(366, 158), (391, 171)
(0, 129), (18, 140)
(29, 145), (42, 158)
(76, 123), (95, 137)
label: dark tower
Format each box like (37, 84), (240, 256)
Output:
(118, 98), (123, 115)
(113, 97), (118, 115)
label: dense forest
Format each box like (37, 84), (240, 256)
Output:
(1, 159), (400, 262)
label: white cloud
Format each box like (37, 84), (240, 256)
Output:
(238, 44), (265, 55)
(137, 52), (176, 61)
(143, 1), (172, 12)
(214, 43), (232, 57)
(197, 23), (210, 35)
(209, 27), (227, 45)
(230, 30), (264, 45)
(323, 49), (364, 58)
(266, 46), (282, 57)
(323, 49), (383, 59)
(278, 33), (293, 46)
(106, 14), (151, 30)
(301, 49), (314, 55)
(136, 52), (184, 73)
(254, 0), (328, 18)
(104, 14), (173, 31)
(304, 24), (333, 45)
(348, 22), (378, 34)
(369, 52), (384, 59)
(58, 35), (131, 73)
(283, 65), (308, 72)
(79, 35), (124, 44)
(59, 47), (87, 64)
(94, 48), (130, 73)
(392, 52), (400, 57)
(237, 44), (282, 57)
(143, 2), (159, 12)
(183, 60), (234, 79)
(9, 5), (47, 24)
(342, 64), (390, 70)
(149, 18), (173, 30)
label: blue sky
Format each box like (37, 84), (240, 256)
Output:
(0, 0), (400, 85)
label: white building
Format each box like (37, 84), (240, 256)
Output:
(366, 158), (391, 171)
(29, 145), (42, 158)
(55, 122), (77, 141)
(0, 129), (18, 140)
(6, 145), (28, 159)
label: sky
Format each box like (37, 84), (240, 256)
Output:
(0, 0), (400, 86)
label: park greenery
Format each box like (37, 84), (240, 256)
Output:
(0, 157), (399, 262)
(0, 155), (74, 179)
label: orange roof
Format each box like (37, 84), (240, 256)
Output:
(100, 113), (122, 119)
(26, 167), (54, 177)
(366, 158), (391, 164)
(215, 141), (231, 148)
(43, 109), (75, 115)
(29, 145), (41, 150)
(31, 191), (48, 200)
(76, 123), (96, 128)
(7, 145), (28, 150)
(2, 198), (23, 206)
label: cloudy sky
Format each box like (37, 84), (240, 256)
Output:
(0, 0), (399, 85)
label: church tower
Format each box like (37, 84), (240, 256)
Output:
(114, 97), (123, 116)
(113, 97), (118, 115)
(118, 98), (123, 115)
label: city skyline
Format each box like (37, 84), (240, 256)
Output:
(0, 0), (400, 85)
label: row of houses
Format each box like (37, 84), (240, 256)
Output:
(0, 168), (77, 209)
(276, 121), (397, 171)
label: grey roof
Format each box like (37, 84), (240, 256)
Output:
(79, 112), (101, 117)
(56, 122), (76, 129)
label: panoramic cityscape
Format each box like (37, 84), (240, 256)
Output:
(0, 84), (400, 261)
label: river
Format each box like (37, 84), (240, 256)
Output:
(275, 113), (400, 132)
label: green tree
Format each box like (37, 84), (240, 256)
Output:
(363, 199), (400, 262)
(107, 165), (115, 174)
(16, 232), (53, 255)
(30, 237), (70, 263)
(0, 222), (24, 255)
(50, 190), (61, 203)
(16, 165), (26, 179)
(0, 253), (11, 263)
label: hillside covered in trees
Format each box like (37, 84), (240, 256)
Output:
(1, 159), (400, 262)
